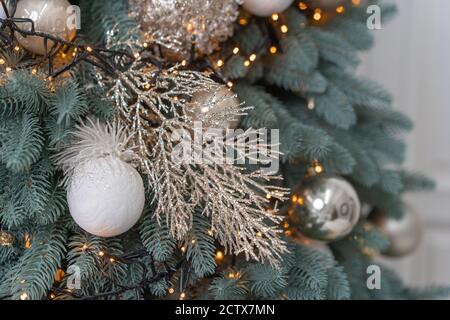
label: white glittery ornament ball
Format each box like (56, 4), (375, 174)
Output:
(14, 0), (77, 55)
(56, 120), (145, 238)
(242, 0), (294, 17)
(67, 156), (145, 238)
(129, 0), (241, 60)
(188, 87), (241, 129)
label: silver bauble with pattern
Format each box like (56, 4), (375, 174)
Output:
(289, 175), (360, 241)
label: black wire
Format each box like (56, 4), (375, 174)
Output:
(0, 0), (136, 78)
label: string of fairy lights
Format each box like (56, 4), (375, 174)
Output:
(205, 0), (365, 90)
(0, 0), (358, 300)
(0, 0), (364, 85)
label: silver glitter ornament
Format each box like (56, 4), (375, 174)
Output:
(0, 230), (14, 246)
(129, 0), (242, 60)
(370, 208), (422, 257)
(289, 175), (360, 241)
(187, 87), (241, 129)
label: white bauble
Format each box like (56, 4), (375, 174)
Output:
(242, 0), (294, 17)
(14, 0), (76, 55)
(67, 156), (145, 238)
(188, 88), (241, 129)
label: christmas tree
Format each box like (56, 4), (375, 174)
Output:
(0, 0), (446, 300)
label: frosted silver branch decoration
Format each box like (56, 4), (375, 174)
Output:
(102, 59), (288, 266)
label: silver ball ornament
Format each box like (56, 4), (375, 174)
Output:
(129, 0), (241, 60)
(370, 208), (422, 257)
(289, 175), (360, 241)
(187, 87), (241, 129)
(14, 0), (77, 55)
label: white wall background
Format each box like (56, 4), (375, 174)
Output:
(359, 0), (450, 288)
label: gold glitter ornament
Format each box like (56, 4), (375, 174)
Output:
(129, 0), (242, 60)
(0, 230), (14, 246)
(187, 87), (242, 129)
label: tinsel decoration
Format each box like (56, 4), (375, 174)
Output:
(100, 53), (289, 265)
(128, 0), (242, 60)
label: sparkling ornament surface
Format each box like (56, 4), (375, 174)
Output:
(188, 87), (241, 129)
(67, 156), (145, 238)
(242, 0), (294, 17)
(0, 230), (14, 246)
(370, 208), (422, 257)
(14, 0), (76, 55)
(129, 0), (241, 60)
(289, 175), (360, 241)
(102, 59), (288, 265)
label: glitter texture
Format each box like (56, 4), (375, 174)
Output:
(99, 56), (288, 265)
(129, 0), (242, 60)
